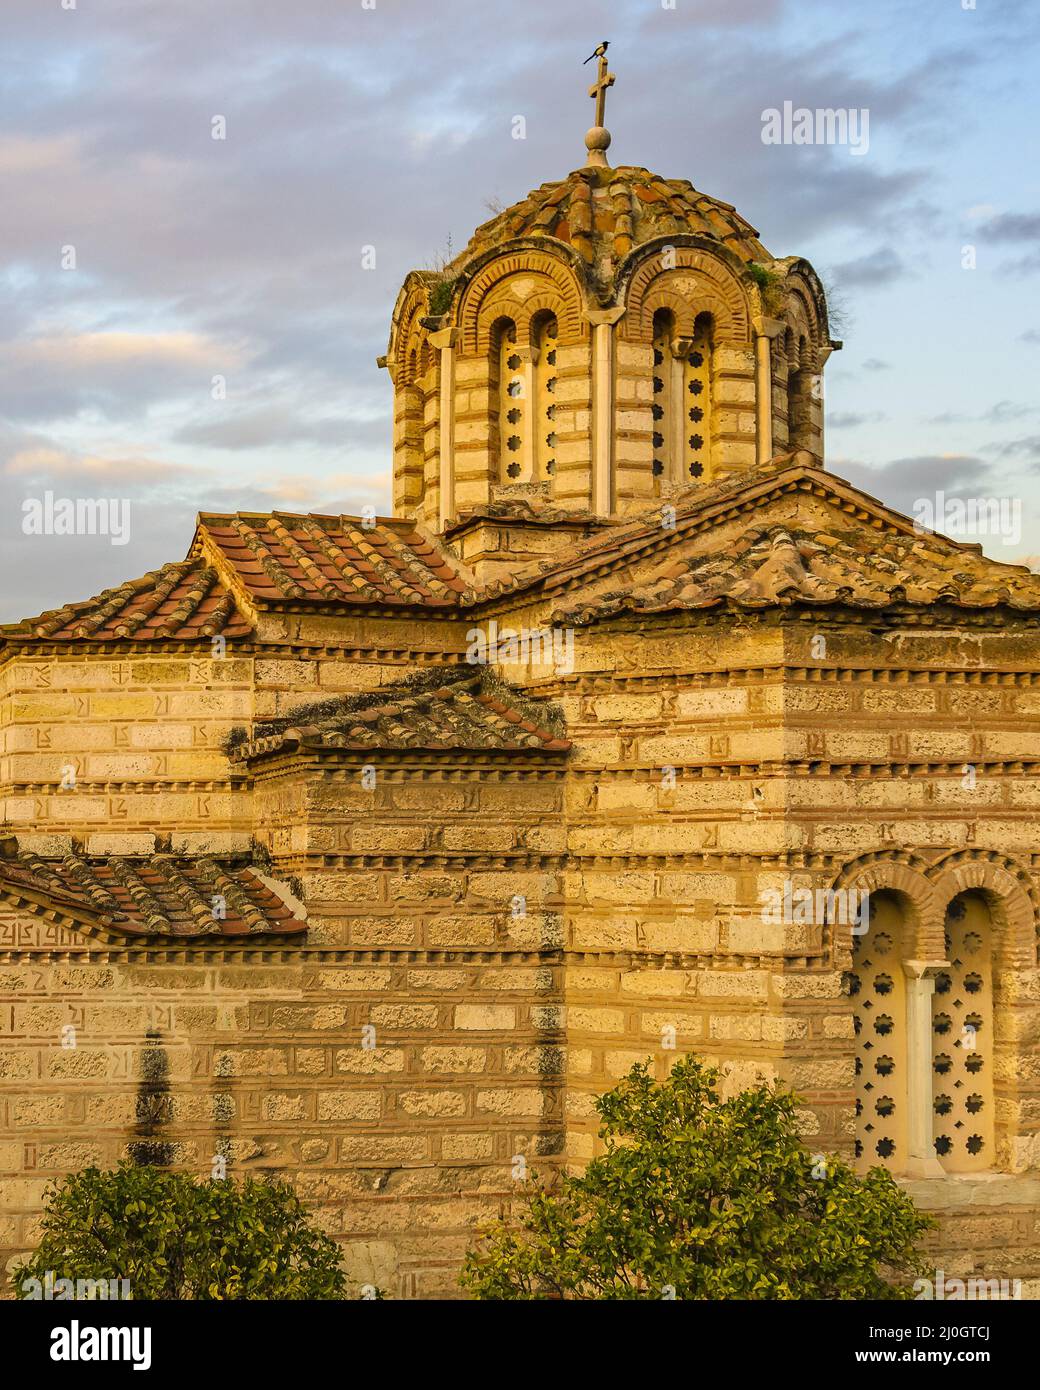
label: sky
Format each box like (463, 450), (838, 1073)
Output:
(2, 0), (1039, 621)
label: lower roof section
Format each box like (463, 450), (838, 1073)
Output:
(0, 849), (306, 941)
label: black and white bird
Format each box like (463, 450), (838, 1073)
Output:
(583, 41), (609, 65)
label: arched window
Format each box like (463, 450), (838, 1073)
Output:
(397, 347), (425, 506)
(533, 313), (558, 480)
(684, 313), (713, 483)
(651, 308), (677, 486)
(786, 330), (812, 451)
(933, 893), (993, 1172)
(852, 893), (909, 1169)
(493, 319), (523, 482)
(853, 888), (996, 1176)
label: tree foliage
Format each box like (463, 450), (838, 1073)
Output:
(462, 1056), (932, 1300)
(13, 1164), (347, 1300)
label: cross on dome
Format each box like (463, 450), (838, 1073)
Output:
(584, 41), (615, 167)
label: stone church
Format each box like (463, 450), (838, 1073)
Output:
(3, 54), (1040, 1298)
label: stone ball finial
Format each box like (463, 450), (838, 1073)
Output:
(584, 125), (611, 167)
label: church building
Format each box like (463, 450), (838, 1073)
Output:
(3, 53), (1040, 1298)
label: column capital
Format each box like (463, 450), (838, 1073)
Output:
(903, 959), (949, 981)
(584, 306), (626, 328)
(429, 327), (461, 350)
(752, 314), (786, 339)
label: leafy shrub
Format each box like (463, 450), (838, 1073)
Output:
(13, 1164), (346, 1300)
(462, 1056), (932, 1299)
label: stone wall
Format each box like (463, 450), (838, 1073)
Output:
(2, 591), (1040, 1296)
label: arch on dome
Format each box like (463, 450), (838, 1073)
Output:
(620, 242), (751, 344)
(387, 273), (435, 387)
(457, 246), (586, 355)
(783, 262), (829, 372)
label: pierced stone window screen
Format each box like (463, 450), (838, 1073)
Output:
(651, 309), (676, 487)
(852, 894), (909, 1171)
(533, 314), (558, 480)
(933, 893), (993, 1173)
(683, 314), (712, 483)
(495, 321), (523, 483)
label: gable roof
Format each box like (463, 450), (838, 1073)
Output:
(0, 852), (306, 941)
(2, 560), (252, 644)
(193, 511), (472, 608)
(552, 522), (1040, 625)
(5, 460), (1038, 649)
(476, 456), (1040, 616)
(232, 673), (571, 763)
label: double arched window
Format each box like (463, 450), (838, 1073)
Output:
(493, 313), (558, 486)
(651, 308), (714, 487)
(853, 890), (994, 1174)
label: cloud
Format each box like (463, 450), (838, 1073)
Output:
(827, 410), (887, 428)
(926, 402), (1037, 427)
(830, 247), (908, 288)
(251, 470), (391, 509)
(977, 212), (1040, 241)
(926, 411), (969, 425)
(861, 358), (891, 372)
(983, 400), (1038, 424)
(0, 332), (249, 424)
(4, 446), (196, 483)
(983, 436), (1040, 463)
(1021, 329), (1040, 344)
(173, 407), (369, 452)
(975, 211), (1040, 275)
(831, 454), (1001, 517)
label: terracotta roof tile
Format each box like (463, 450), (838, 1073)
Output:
(553, 524), (1040, 625)
(2, 561), (250, 643)
(461, 165), (769, 270)
(196, 512), (472, 607)
(0, 853), (305, 940)
(233, 673), (570, 762)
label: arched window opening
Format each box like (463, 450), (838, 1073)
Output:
(533, 313), (558, 480)
(493, 319), (523, 483)
(399, 346), (425, 506)
(651, 309), (676, 485)
(684, 313), (713, 482)
(787, 331), (812, 451)
(933, 893), (993, 1173)
(852, 892), (909, 1172)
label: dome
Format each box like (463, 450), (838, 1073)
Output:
(460, 165), (771, 275)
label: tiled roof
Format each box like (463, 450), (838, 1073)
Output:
(461, 165), (770, 269)
(195, 511), (471, 607)
(476, 456), (1034, 609)
(553, 524), (1040, 625)
(0, 853), (306, 939)
(234, 674), (571, 762)
(1, 560), (250, 643)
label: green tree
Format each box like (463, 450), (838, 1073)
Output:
(13, 1164), (347, 1300)
(462, 1056), (932, 1300)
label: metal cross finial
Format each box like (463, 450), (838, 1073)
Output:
(584, 42), (614, 168)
